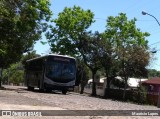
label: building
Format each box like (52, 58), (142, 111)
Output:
(111, 76), (147, 88)
(141, 77), (160, 105)
(142, 77), (160, 92)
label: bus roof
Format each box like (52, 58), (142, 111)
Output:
(26, 54), (75, 62)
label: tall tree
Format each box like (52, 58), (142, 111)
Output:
(104, 13), (150, 100)
(0, 0), (52, 87)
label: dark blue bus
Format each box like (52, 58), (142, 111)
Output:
(24, 54), (76, 94)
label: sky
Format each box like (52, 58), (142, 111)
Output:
(34, 0), (160, 71)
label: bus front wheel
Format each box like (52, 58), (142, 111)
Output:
(62, 90), (67, 95)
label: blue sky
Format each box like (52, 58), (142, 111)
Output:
(34, 0), (160, 71)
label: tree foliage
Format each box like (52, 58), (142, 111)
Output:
(2, 51), (39, 85)
(2, 62), (24, 85)
(46, 5), (94, 56)
(0, 0), (52, 68)
(21, 51), (40, 65)
(97, 33), (120, 89)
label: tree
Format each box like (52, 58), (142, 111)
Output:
(76, 62), (89, 94)
(46, 6), (99, 95)
(123, 45), (150, 78)
(21, 51), (40, 65)
(79, 32), (102, 96)
(46, 6), (94, 56)
(104, 13), (150, 100)
(97, 33), (120, 91)
(148, 69), (160, 78)
(2, 62), (24, 85)
(0, 0), (52, 87)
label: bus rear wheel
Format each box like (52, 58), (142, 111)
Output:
(62, 90), (67, 95)
(46, 89), (52, 93)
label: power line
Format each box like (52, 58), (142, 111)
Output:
(94, 18), (106, 21)
(149, 41), (160, 46)
(136, 19), (155, 22)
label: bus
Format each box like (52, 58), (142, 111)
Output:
(24, 54), (76, 94)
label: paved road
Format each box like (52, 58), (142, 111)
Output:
(0, 85), (159, 119)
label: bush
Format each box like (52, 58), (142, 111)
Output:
(105, 87), (148, 104)
(131, 86), (147, 104)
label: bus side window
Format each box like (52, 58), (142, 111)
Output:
(46, 65), (54, 75)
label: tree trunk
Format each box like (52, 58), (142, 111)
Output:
(80, 81), (85, 94)
(105, 75), (114, 98)
(91, 70), (97, 96)
(107, 77), (111, 89)
(79, 67), (85, 94)
(123, 77), (127, 101)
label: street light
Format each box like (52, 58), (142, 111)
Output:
(142, 11), (160, 108)
(142, 11), (160, 26)
(142, 11), (160, 53)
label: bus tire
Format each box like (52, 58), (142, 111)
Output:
(39, 88), (44, 92)
(46, 89), (52, 93)
(62, 90), (67, 95)
(38, 81), (44, 92)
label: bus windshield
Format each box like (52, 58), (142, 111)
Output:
(46, 61), (76, 80)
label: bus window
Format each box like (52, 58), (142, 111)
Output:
(46, 62), (76, 80)
(61, 63), (75, 79)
